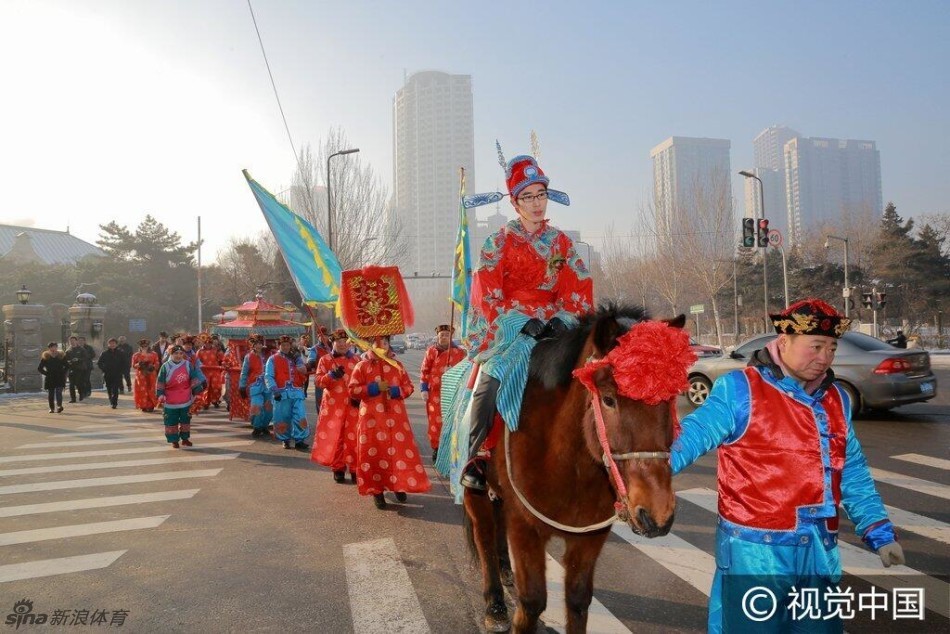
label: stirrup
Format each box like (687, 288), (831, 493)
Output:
(460, 460), (487, 491)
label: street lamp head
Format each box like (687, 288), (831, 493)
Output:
(340, 148), (360, 156)
(738, 170), (755, 178)
(15, 284), (31, 305)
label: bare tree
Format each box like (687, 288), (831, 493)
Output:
(289, 128), (408, 271)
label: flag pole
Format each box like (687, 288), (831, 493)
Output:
(197, 215), (202, 332)
(450, 166), (464, 335)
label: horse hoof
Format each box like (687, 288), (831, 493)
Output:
(484, 614), (510, 632)
(500, 567), (515, 587)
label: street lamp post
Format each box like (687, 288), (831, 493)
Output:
(824, 234), (851, 317)
(776, 245), (789, 309)
(326, 147), (359, 329)
(739, 170), (769, 326)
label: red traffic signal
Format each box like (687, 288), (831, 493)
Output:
(757, 218), (770, 247)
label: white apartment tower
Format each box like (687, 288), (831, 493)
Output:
(744, 126), (800, 243)
(650, 136), (732, 251)
(392, 71), (475, 326)
(784, 137), (883, 245)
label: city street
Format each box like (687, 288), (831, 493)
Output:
(0, 350), (946, 633)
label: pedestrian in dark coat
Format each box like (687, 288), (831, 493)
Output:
(38, 342), (68, 413)
(117, 335), (134, 392)
(97, 338), (126, 409)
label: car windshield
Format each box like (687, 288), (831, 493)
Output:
(843, 331), (896, 351)
(734, 335), (775, 358)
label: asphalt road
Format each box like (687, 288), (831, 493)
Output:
(0, 351), (945, 633)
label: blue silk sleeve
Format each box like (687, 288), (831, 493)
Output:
(671, 373), (741, 474)
(840, 422), (894, 547)
(263, 357), (277, 391)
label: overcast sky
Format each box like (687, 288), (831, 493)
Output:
(1, 0), (947, 259)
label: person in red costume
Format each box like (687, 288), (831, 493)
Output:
(310, 329), (361, 483)
(196, 335), (225, 409)
(348, 335), (430, 509)
(672, 299), (905, 632)
(420, 324), (466, 462)
(460, 152), (593, 491)
(131, 338), (160, 412)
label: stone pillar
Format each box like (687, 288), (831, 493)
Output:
(69, 294), (108, 389)
(2, 303), (45, 393)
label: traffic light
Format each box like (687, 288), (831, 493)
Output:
(862, 292), (873, 308)
(742, 218), (755, 247)
(877, 292), (886, 308)
(757, 218), (770, 248)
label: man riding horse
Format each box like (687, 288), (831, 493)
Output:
(460, 148), (593, 491)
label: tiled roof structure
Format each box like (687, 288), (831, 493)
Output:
(0, 225), (104, 265)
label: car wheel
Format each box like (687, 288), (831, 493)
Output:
(834, 380), (861, 417)
(687, 375), (712, 407)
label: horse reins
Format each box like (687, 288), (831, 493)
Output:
(504, 382), (671, 534)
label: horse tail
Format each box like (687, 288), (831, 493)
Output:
(462, 503), (479, 563)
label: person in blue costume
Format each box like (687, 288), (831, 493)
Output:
(671, 298), (905, 633)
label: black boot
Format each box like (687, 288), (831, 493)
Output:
(373, 493), (387, 509)
(460, 373), (500, 491)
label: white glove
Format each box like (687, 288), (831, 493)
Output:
(422, 390), (429, 401)
(878, 542), (905, 567)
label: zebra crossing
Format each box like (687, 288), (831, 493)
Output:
(0, 404), (246, 584)
(341, 449), (949, 631)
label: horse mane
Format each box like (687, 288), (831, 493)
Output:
(528, 302), (649, 390)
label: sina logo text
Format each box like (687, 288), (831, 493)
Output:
(5, 600), (47, 629)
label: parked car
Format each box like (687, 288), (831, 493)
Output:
(686, 332), (937, 415)
(389, 335), (407, 354)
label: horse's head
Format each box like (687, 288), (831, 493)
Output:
(570, 306), (694, 537)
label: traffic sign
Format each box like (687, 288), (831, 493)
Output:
(689, 304), (705, 315)
(768, 229), (782, 247)
(129, 319), (147, 333)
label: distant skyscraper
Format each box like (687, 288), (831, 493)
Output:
(753, 125), (800, 171)
(650, 136), (732, 251)
(392, 71), (475, 327)
(784, 137), (883, 245)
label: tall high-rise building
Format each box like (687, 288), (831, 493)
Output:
(753, 125), (800, 171)
(784, 137), (882, 245)
(392, 71), (475, 327)
(650, 136), (732, 251)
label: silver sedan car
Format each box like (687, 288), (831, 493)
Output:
(686, 332), (937, 415)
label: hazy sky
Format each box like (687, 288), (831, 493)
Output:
(2, 0), (947, 259)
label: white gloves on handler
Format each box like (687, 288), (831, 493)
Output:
(878, 542), (905, 567)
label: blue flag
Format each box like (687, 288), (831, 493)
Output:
(243, 170), (342, 305)
(451, 169), (472, 339)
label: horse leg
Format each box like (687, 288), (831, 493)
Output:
(562, 532), (610, 634)
(508, 518), (548, 634)
(463, 489), (510, 632)
(494, 497), (514, 587)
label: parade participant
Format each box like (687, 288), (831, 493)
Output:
(116, 335), (134, 393)
(264, 335), (310, 451)
(77, 335), (96, 399)
(156, 345), (204, 448)
(132, 338), (160, 412)
(98, 338), (126, 409)
(460, 152), (593, 491)
(64, 336), (88, 403)
(239, 335), (272, 438)
(196, 335), (225, 409)
(221, 343), (240, 412)
(671, 299), (905, 632)
(348, 335), (430, 509)
(310, 329), (362, 482)
(309, 326), (332, 407)
(38, 342), (67, 413)
(420, 324), (466, 462)
(298, 334), (313, 398)
(152, 331), (171, 361)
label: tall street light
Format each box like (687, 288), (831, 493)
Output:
(326, 148), (359, 329)
(825, 234), (851, 317)
(739, 170), (769, 327)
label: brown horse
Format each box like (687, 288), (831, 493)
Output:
(463, 304), (688, 633)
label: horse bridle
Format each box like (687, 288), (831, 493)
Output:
(504, 379), (671, 534)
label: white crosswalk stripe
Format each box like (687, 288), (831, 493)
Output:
(539, 552), (632, 632)
(871, 468), (949, 500)
(0, 515), (169, 546)
(18, 431), (245, 449)
(0, 469), (223, 496)
(0, 453), (238, 477)
(892, 453), (950, 471)
(0, 440), (252, 464)
(0, 489), (201, 518)
(611, 521), (715, 596)
(0, 551), (128, 583)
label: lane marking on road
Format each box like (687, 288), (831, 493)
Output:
(612, 518), (715, 596)
(343, 537), (430, 634)
(882, 504), (950, 545)
(0, 469), (223, 496)
(892, 453), (950, 471)
(678, 488), (950, 618)
(0, 489), (200, 518)
(0, 515), (169, 546)
(0, 440), (252, 464)
(48, 428), (173, 438)
(0, 453), (239, 478)
(871, 468), (949, 501)
(18, 431), (245, 449)
(539, 552), (632, 633)
(0, 550), (127, 583)
(77, 423), (153, 430)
